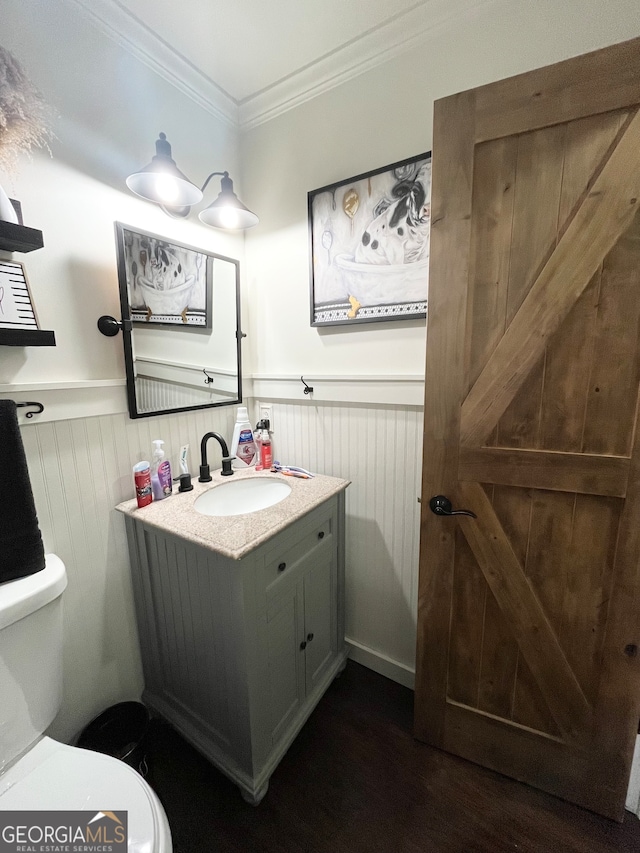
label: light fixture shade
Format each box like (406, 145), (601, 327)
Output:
(198, 173), (259, 230)
(126, 133), (203, 207)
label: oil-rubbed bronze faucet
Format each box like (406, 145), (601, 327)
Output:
(199, 432), (234, 481)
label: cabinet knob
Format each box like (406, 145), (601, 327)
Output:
(300, 641), (307, 650)
(307, 633), (314, 642)
(318, 531), (325, 540)
(278, 562), (286, 572)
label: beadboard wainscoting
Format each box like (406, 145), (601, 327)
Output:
(135, 357), (240, 414)
(17, 403), (237, 743)
(268, 400), (423, 688)
(7, 382), (422, 743)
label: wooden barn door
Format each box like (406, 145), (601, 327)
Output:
(415, 37), (640, 821)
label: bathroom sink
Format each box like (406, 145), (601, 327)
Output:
(194, 477), (292, 517)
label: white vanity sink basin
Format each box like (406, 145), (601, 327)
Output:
(194, 477), (292, 517)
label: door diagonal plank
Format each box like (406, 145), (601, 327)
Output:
(460, 109), (640, 447)
(458, 447), (629, 497)
(456, 481), (592, 739)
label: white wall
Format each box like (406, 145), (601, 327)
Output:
(1, 0), (246, 387)
(0, 0), (246, 741)
(241, 0), (640, 379)
(3, 0), (640, 740)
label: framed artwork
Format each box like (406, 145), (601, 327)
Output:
(115, 223), (213, 328)
(308, 152), (431, 326)
(0, 260), (40, 331)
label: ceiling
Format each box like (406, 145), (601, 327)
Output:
(119, 0), (425, 103)
(72, 0), (487, 128)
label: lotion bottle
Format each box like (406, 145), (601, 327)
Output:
(230, 406), (257, 469)
(151, 439), (173, 500)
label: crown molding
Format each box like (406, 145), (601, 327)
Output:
(238, 0), (498, 130)
(66, 0), (239, 128)
(66, 0), (497, 132)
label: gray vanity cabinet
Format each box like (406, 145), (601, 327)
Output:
(263, 532), (336, 746)
(123, 490), (347, 804)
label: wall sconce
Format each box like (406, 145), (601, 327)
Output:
(126, 132), (259, 230)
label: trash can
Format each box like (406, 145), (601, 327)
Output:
(76, 701), (149, 776)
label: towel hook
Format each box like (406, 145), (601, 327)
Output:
(301, 376), (314, 395)
(16, 401), (44, 418)
(203, 368), (214, 385)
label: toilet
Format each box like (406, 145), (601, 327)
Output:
(0, 554), (172, 852)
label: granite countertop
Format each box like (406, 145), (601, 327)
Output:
(116, 467), (350, 560)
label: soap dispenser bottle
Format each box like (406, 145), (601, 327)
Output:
(254, 420), (264, 471)
(151, 439), (173, 500)
(230, 406), (257, 469)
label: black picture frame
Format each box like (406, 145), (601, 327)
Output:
(308, 151), (431, 327)
(115, 223), (213, 329)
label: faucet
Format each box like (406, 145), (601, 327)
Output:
(199, 432), (234, 481)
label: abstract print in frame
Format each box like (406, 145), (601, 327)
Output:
(116, 223), (213, 328)
(308, 152), (431, 326)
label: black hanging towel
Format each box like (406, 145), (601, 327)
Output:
(0, 400), (45, 582)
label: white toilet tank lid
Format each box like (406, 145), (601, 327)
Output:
(0, 554), (67, 631)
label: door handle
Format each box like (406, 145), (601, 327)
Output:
(429, 495), (477, 518)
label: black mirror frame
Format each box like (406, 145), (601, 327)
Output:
(113, 222), (243, 419)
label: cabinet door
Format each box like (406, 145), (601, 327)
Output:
(265, 582), (305, 745)
(303, 544), (336, 696)
(264, 541), (338, 745)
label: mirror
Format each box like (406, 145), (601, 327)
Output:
(115, 223), (242, 419)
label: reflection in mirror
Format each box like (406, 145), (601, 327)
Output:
(115, 223), (242, 419)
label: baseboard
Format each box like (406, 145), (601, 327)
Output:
(626, 734), (640, 815)
(346, 638), (415, 690)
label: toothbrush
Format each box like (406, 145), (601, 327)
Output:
(284, 464), (315, 477)
(272, 461), (315, 478)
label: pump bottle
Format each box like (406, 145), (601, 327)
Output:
(151, 439), (173, 500)
(260, 421), (273, 470)
(254, 421), (264, 471)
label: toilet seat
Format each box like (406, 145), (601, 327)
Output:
(0, 737), (172, 852)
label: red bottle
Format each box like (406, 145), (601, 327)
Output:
(260, 425), (272, 470)
(133, 460), (153, 507)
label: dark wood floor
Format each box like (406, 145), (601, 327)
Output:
(145, 661), (640, 853)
